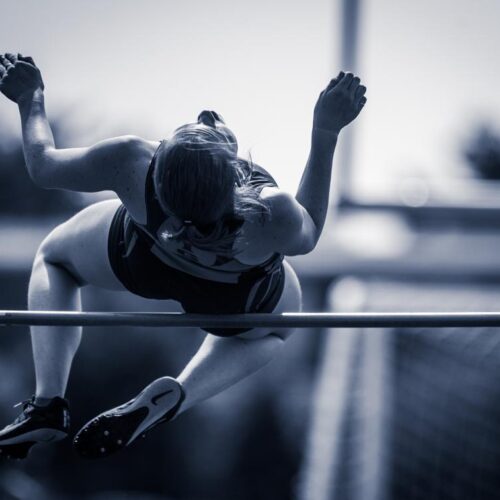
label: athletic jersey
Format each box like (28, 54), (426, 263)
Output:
(129, 140), (284, 285)
(107, 140), (285, 331)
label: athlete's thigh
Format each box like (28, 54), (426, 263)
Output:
(41, 198), (126, 291)
(236, 259), (302, 340)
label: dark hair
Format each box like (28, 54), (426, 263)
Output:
(153, 124), (270, 257)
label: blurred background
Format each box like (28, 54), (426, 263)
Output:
(1, 0), (500, 499)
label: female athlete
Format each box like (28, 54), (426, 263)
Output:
(0, 53), (366, 459)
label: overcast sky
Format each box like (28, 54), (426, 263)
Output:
(1, 0), (499, 197)
(356, 0), (500, 196)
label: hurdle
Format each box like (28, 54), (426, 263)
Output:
(1, 311), (500, 328)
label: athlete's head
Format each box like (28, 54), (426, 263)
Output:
(153, 111), (269, 254)
(154, 111), (239, 226)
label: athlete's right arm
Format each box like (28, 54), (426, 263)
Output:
(0, 53), (153, 197)
(18, 91), (154, 195)
(20, 109), (151, 196)
(19, 91), (152, 195)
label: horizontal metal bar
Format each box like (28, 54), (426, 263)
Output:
(1, 311), (500, 329)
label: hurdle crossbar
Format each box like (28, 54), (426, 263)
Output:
(1, 311), (500, 329)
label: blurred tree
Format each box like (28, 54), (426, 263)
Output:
(463, 124), (500, 180)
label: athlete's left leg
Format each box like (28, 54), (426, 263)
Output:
(73, 260), (302, 458)
(0, 199), (126, 459)
(29, 199), (126, 400)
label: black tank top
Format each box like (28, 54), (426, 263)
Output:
(130, 140), (284, 285)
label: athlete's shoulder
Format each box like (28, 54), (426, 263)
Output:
(106, 137), (163, 222)
(259, 188), (316, 256)
(260, 188), (296, 219)
(257, 188), (301, 238)
(110, 136), (160, 163)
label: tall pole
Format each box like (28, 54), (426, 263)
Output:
(334, 0), (361, 202)
(298, 4), (364, 499)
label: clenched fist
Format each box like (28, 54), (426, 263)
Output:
(313, 71), (367, 136)
(0, 53), (44, 104)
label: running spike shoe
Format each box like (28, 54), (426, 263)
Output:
(73, 377), (184, 459)
(0, 396), (70, 459)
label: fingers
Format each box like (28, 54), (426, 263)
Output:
(355, 82), (367, 108)
(0, 53), (37, 69)
(0, 53), (22, 78)
(355, 85), (366, 100)
(332, 71), (367, 102)
(17, 53), (36, 65)
(349, 76), (360, 91)
(320, 70), (367, 115)
(326, 71), (345, 92)
(336, 72), (354, 91)
(0, 54), (14, 71)
(5, 53), (18, 64)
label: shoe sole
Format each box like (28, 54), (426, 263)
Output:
(73, 377), (183, 459)
(0, 428), (67, 446)
(0, 429), (67, 460)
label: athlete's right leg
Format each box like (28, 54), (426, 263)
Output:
(0, 199), (126, 458)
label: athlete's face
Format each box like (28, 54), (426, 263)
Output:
(173, 110), (238, 154)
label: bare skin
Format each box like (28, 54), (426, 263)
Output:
(0, 53), (366, 414)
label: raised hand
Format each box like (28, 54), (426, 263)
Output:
(313, 71), (367, 136)
(0, 53), (44, 104)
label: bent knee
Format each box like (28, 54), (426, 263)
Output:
(35, 225), (67, 267)
(33, 226), (86, 287)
